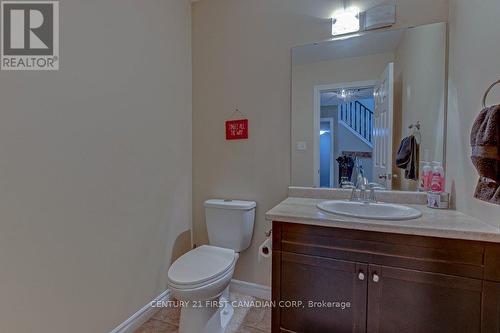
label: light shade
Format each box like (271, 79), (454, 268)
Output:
(331, 7), (360, 36)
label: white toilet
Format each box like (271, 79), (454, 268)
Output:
(167, 199), (256, 333)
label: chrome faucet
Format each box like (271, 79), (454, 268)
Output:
(345, 176), (367, 201)
(348, 178), (383, 203)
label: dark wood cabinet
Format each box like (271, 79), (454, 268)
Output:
(280, 252), (367, 333)
(272, 221), (500, 333)
(367, 265), (483, 333)
(482, 282), (500, 332)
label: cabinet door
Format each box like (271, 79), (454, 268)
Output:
(367, 265), (483, 333)
(279, 252), (367, 333)
(482, 281), (500, 333)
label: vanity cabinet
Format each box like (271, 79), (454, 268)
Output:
(279, 252), (367, 332)
(366, 265), (483, 332)
(272, 221), (500, 333)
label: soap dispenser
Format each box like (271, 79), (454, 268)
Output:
(430, 161), (445, 193)
(420, 162), (432, 191)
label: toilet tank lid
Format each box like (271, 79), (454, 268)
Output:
(204, 199), (256, 210)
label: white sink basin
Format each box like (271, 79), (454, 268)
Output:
(317, 200), (422, 221)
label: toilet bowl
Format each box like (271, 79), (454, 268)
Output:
(168, 245), (238, 333)
(167, 199), (256, 333)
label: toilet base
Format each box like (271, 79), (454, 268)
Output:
(178, 287), (233, 333)
(220, 290), (234, 329)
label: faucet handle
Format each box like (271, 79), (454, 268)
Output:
(368, 187), (377, 202)
(368, 185), (385, 202)
(341, 184), (357, 201)
(369, 183), (386, 190)
(350, 186), (358, 201)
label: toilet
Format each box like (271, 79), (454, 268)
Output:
(167, 199), (256, 333)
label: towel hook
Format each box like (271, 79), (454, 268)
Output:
(408, 121), (420, 131)
(408, 121), (421, 144)
(482, 79), (500, 108)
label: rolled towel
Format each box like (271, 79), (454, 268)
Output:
(470, 104), (500, 204)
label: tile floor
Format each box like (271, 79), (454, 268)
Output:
(134, 292), (271, 333)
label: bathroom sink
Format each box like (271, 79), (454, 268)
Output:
(317, 200), (422, 221)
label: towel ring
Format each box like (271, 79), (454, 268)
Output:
(482, 79), (500, 108)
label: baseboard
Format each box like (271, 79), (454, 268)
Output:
(109, 289), (171, 333)
(230, 279), (271, 301)
(109, 280), (270, 332)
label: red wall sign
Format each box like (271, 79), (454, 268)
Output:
(226, 119), (248, 140)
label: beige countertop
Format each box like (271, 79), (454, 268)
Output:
(265, 197), (500, 243)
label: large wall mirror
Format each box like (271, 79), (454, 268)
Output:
(291, 22), (447, 191)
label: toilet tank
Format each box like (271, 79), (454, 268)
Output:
(204, 199), (256, 252)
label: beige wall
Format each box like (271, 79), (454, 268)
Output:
(291, 53), (394, 186)
(0, 1), (192, 332)
(447, 0), (500, 227)
(394, 22), (447, 191)
(192, 0), (449, 287)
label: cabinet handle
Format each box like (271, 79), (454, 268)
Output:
(358, 272), (365, 281)
(372, 273), (380, 283)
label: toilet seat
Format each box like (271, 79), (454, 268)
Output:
(168, 245), (237, 289)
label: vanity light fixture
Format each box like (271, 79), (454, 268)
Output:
(331, 6), (360, 36)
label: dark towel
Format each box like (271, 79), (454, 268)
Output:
(396, 135), (419, 181)
(336, 155), (354, 186)
(470, 104), (500, 204)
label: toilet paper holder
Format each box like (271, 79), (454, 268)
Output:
(258, 231), (273, 261)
